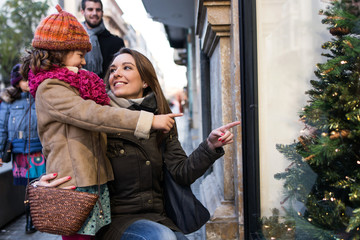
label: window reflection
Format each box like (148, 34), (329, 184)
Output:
(256, 0), (343, 239)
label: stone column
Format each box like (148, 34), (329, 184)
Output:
(196, 1), (240, 239)
(229, 0), (244, 238)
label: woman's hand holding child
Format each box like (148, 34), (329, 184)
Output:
(35, 173), (75, 190)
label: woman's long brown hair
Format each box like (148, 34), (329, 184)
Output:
(104, 48), (178, 146)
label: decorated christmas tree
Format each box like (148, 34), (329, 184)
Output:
(262, 0), (360, 239)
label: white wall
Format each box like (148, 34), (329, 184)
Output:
(256, 0), (331, 216)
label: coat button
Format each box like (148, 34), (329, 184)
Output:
(148, 199), (152, 204)
(119, 149), (125, 154)
(145, 161), (150, 165)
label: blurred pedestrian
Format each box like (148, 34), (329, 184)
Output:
(0, 63), (45, 234)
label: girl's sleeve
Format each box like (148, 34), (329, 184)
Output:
(36, 79), (145, 134)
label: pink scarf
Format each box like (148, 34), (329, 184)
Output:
(28, 67), (110, 105)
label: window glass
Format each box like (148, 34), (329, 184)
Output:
(255, 0), (360, 239)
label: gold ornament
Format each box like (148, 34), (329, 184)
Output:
(330, 27), (350, 36)
(323, 67), (335, 74)
(298, 136), (309, 151)
(304, 154), (315, 161)
(326, 16), (346, 20)
(344, 40), (354, 48)
(329, 130), (350, 139)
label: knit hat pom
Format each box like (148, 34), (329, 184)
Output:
(55, 4), (62, 13)
(32, 5), (91, 52)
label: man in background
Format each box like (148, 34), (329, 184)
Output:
(81, 0), (125, 79)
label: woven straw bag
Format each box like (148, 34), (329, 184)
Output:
(26, 184), (98, 236)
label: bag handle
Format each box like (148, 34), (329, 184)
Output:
(24, 97), (32, 206)
(24, 96), (33, 204)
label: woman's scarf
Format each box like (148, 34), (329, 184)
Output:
(28, 67), (110, 105)
(108, 90), (157, 113)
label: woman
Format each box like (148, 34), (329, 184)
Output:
(37, 48), (240, 240)
(0, 64), (45, 234)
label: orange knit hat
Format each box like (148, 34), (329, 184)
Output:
(32, 5), (91, 52)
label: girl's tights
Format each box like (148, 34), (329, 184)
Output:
(62, 234), (95, 240)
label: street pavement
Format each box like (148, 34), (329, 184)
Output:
(0, 108), (205, 240)
(0, 216), (61, 240)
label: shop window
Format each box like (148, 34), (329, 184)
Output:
(256, 0), (360, 239)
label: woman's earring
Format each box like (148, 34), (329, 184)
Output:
(143, 84), (147, 88)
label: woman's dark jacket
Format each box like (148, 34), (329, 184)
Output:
(97, 94), (224, 239)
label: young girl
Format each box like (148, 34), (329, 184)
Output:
(0, 64), (45, 234)
(20, 5), (181, 240)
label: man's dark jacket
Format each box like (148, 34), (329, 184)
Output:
(98, 28), (125, 79)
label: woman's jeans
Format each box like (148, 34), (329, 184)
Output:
(120, 219), (189, 240)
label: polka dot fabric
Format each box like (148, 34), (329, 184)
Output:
(76, 184), (111, 236)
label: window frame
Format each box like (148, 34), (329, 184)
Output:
(239, 0), (261, 239)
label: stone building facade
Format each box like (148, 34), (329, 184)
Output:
(194, 1), (243, 239)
